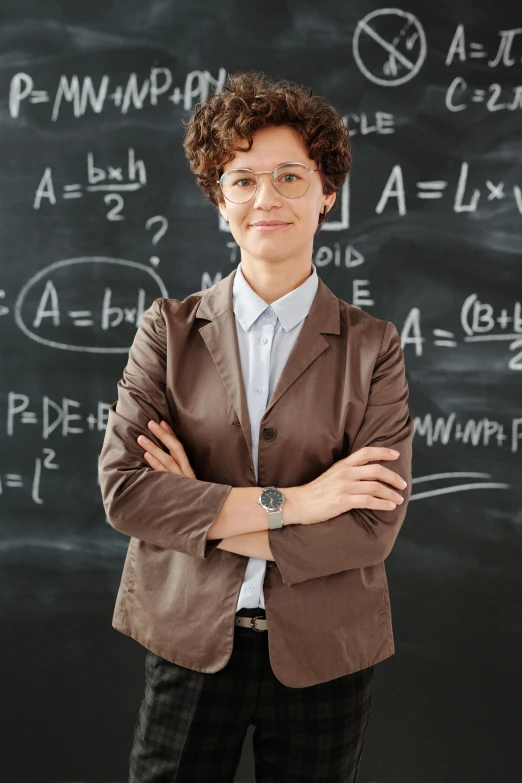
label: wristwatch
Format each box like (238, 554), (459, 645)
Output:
(258, 486), (285, 529)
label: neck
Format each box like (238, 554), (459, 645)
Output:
(239, 258), (313, 305)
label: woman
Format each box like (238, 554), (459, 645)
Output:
(99, 70), (413, 782)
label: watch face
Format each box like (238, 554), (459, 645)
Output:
(262, 488), (284, 509)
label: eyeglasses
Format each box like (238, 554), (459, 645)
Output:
(217, 162), (319, 204)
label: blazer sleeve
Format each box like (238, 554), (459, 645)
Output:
(268, 320), (414, 586)
(98, 298), (233, 558)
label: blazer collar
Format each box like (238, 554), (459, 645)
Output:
(195, 266), (341, 468)
(196, 265), (340, 334)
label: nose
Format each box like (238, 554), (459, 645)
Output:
(252, 172), (282, 210)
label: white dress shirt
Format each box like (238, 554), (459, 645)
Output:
(233, 260), (319, 610)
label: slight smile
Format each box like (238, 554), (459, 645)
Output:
(249, 222), (291, 232)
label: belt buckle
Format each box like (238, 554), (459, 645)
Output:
(250, 615), (265, 632)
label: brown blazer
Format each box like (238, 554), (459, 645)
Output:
(98, 267), (413, 688)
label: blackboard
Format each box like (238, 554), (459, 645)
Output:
(1, 1), (520, 781)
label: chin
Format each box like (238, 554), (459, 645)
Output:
(249, 248), (297, 263)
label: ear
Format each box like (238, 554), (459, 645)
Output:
(218, 203), (229, 222)
(324, 192), (337, 214)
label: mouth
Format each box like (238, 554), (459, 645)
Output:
(249, 222), (291, 232)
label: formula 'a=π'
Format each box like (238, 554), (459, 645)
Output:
(353, 8), (427, 87)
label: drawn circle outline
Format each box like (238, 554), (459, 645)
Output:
(353, 8), (427, 87)
(14, 256), (169, 353)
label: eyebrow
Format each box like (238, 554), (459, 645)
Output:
(224, 160), (308, 171)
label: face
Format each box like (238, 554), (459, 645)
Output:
(218, 125), (336, 268)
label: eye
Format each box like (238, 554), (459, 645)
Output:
(225, 172), (255, 188)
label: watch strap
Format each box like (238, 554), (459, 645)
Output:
(266, 508), (284, 530)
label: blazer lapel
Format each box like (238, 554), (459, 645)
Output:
(196, 267), (341, 462)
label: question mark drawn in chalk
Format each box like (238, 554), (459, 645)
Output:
(146, 216), (169, 266)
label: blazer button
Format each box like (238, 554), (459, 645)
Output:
(260, 426), (276, 441)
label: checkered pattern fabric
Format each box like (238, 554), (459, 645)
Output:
(129, 620), (374, 782)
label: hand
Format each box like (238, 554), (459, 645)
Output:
(137, 420), (268, 557)
(294, 446), (408, 525)
(137, 419), (196, 479)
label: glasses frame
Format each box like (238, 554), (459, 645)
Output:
(217, 161), (319, 204)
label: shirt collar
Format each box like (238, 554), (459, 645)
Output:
(232, 261), (319, 333)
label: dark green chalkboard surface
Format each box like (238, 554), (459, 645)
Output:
(1, 1), (520, 780)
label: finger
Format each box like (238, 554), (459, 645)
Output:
(159, 419), (177, 436)
(148, 420), (194, 476)
(140, 430), (195, 479)
(137, 435), (176, 472)
(148, 419), (178, 442)
(348, 494), (398, 511)
(145, 450), (184, 476)
(144, 448), (188, 478)
(143, 451), (171, 472)
(344, 446), (399, 467)
(352, 480), (404, 505)
(356, 464), (408, 491)
(158, 420), (197, 479)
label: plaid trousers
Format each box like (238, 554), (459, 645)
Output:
(129, 608), (374, 783)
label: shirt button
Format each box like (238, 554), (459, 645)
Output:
(247, 585), (253, 593)
(254, 387), (262, 394)
(260, 337), (268, 344)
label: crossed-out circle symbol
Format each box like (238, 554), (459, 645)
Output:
(353, 8), (427, 87)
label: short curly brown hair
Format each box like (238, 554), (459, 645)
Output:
(182, 70), (351, 233)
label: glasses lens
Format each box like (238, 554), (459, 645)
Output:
(274, 163), (310, 198)
(220, 169), (257, 203)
